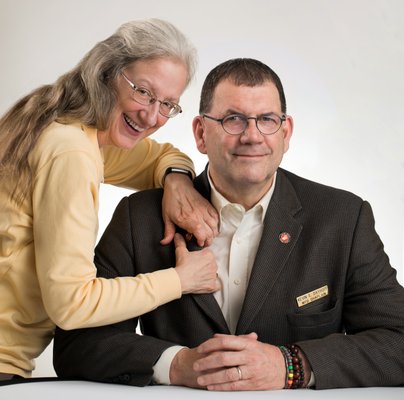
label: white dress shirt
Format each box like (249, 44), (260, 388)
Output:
(209, 174), (274, 334)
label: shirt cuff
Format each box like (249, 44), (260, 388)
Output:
(153, 346), (185, 385)
(307, 370), (316, 387)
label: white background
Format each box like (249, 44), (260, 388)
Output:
(1, 0), (403, 377)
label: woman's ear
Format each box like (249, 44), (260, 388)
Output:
(192, 116), (207, 154)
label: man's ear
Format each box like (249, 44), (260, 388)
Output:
(192, 116), (207, 154)
(282, 115), (294, 154)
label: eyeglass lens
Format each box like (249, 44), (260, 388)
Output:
(122, 73), (181, 117)
(223, 114), (283, 135)
(131, 89), (179, 117)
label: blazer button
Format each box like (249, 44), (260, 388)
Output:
(120, 374), (130, 382)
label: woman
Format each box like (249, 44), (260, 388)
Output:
(0, 19), (219, 379)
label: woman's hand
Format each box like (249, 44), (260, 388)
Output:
(161, 173), (219, 247)
(174, 233), (220, 294)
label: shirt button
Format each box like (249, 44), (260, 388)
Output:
(234, 279), (241, 285)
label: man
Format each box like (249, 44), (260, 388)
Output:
(53, 58), (404, 390)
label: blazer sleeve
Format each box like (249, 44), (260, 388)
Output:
(53, 196), (178, 386)
(297, 200), (404, 389)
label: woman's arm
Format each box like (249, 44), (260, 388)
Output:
(103, 138), (219, 246)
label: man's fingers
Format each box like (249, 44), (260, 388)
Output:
(196, 334), (254, 354)
(214, 332), (258, 340)
(194, 350), (244, 373)
(197, 365), (248, 387)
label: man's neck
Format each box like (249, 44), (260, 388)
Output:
(210, 177), (274, 210)
(207, 170), (277, 211)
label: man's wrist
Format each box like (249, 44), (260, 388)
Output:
(169, 347), (189, 385)
(153, 345), (185, 385)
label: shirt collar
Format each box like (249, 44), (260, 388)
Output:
(207, 167), (277, 224)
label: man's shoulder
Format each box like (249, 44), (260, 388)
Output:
(112, 188), (165, 229)
(126, 187), (164, 207)
(278, 168), (364, 209)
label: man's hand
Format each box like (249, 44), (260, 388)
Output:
(193, 333), (286, 391)
(174, 234), (220, 294)
(161, 173), (219, 247)
(169, 347), (208, 388)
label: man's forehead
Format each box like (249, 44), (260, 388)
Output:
(211, 80), (281, 111)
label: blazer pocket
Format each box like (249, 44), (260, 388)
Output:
(287, 299), (340, 328)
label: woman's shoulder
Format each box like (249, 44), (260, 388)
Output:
(41, 121), (97, 151)
(30, 121), (101, 168)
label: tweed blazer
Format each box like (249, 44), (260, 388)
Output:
(54, 167), (404, 389)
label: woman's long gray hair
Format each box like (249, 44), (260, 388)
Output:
(0, 18), (197, 203)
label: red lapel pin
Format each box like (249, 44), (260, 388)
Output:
(279, 232), (291, 244)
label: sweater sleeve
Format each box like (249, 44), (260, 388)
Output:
(32, 149), (181, 330)
(103, 137), (195, 189)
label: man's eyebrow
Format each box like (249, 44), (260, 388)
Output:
(222, 108), (277, 116)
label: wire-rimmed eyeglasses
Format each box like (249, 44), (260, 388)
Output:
(203, 113), (286, 135)
(121, 72), (182, 118)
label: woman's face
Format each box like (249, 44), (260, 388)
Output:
(97, 57), (188, 148)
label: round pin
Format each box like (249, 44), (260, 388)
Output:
(279, 232), (291, 244)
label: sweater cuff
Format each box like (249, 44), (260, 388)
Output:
(149, 268), (182, 305)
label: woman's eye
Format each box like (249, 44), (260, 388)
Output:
(136, 88), (152, 98)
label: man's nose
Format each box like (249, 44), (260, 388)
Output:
(240, 118), (263, 143)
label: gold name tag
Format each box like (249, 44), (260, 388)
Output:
(296, 285), (328, 307)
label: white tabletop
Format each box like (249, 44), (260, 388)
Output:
(1, 381), (403, 400)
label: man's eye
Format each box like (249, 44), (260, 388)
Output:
(226, 114), (245, 122)
(261, 115), (277, 123)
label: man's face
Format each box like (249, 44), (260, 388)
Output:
(193, 79), (293, 203)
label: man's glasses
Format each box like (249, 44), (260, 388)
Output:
(121, 72), (182, 118)
(203, 113), (286, 135)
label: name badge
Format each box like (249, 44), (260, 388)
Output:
(296, 285), (328, 307)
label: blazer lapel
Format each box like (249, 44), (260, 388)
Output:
(185, 239), (230, 333)
(192, 294), (230, 333)
(236, 170), (303, 334)
(185, 169), (230, 333)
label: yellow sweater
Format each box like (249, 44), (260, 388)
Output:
(0, 122), (193, 377)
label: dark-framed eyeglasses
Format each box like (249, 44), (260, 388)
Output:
(121, 72), (182, 118)
(203, 113), (286, 135)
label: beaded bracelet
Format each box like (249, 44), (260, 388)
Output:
(285, 344), (305, 389)
(278, 345), (294, 388)
(278, 344), (305, 389)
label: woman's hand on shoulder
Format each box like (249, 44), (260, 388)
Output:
(161, 173), (219, 247)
